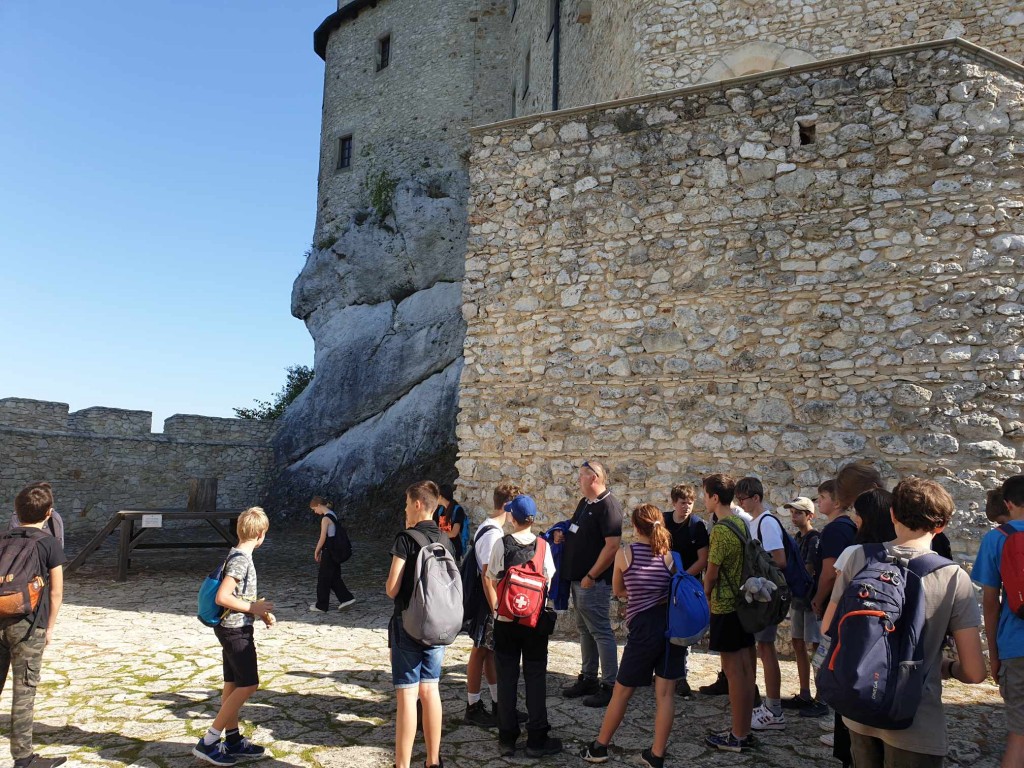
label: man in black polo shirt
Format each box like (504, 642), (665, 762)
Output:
(555, 460), (623, 708)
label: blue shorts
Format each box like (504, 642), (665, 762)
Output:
(389, 616), (445, 689)
(616, 604), (686, 688)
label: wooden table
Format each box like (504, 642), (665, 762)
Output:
(65, 508), (243, 581)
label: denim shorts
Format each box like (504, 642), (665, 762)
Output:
(790, 606), (821, 644)
(754, 621), (779, 643)
(389, 615), (445, 689)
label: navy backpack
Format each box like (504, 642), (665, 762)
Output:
(756, 513), (815, 600)
(816, 544), (955, 730)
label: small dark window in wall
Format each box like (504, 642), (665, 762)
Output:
(377, 35), (391, 71)
(337, 135), (353, 170)
(799, 123), (816, 145)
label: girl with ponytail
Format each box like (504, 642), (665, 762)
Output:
(579, 504), (686, 768)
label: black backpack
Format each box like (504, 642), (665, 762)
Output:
(0, 529), (48, 631)
(325, 512), (352, 563)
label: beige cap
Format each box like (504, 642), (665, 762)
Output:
(784, 496), (815, 515)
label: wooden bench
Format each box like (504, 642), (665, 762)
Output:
(65, 507), (243, 581)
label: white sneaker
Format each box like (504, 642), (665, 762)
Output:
(308, 604), (328, 613)
(820, 733), (835, 747)
(819, 718), (835, 733)
(338, 598), (357, 609)
(750, 704), (786, 731)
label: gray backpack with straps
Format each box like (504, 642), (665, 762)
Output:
(402, 528), (464, 646)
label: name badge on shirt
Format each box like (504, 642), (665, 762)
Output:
(569, 523), (579, 534)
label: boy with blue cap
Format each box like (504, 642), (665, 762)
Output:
(484, 494), (562, 758)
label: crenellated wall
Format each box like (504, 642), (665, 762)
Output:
(458, 41), (1024, 562)
(0, 398), (275, 541)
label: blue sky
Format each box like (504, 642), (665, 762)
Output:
(0, 1), (330, 429)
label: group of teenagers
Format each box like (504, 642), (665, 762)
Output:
(375, 461), (1024, 768)
(4, 466), (1020, 768)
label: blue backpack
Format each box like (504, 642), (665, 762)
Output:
(197, 552), (244, 627)
(455, 504), (471, 555)
(816, 544), (955, 730)
(665, 551), (710, 646)
(756, 513), (815, 600)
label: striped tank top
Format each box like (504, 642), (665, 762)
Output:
(622, 542), (672, 624)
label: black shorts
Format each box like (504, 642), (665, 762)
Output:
(215, 624), (259, 687)
(708, 611), (755, 654)
(616, 604), (686, 688)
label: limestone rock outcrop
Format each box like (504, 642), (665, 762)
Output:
(270, 180), (467, 522)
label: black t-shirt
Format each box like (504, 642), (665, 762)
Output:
(5, 528), (66, 628)
(813, 515), (857, 579)
(931, 531), (953, 560)
(432, 502), (467, 559)
(390, 521), (453, 615)
(562, 492), (624, 583)
(663, 512), (710, 571)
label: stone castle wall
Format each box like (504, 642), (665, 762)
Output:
(634, 0), (1024, 88)
(506, 1), (1024, 114)
(315, 0), (509, 238)
(457, 41), (1024, 561)
(0, 398), (275, 541)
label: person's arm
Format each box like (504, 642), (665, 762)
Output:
(821, 600), (839, 634)
(215, 575), (273, 618)
(385, 555), (406, 599)
(447, 521), (462, 541)
(611, 548), (627, 599)
(983, 586), (1001, 682)
(581, 535), (621, 588)
(944, 627), (987, 684)
(812, 557), (838, 618)
(769, 548), (786, 568)
(482, 563), (498, 611)
(315, 517), (329, 562)
(687, 546), (709, 577)
(704, 561), (719, 600)
(46, 565), (63, 645)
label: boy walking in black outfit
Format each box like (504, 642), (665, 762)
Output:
(1, 482), (67, 768)
(484, 495), (562, 757)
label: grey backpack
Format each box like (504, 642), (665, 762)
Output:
(401, 528), (464, 646)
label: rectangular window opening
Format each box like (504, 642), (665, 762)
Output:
(798, 122), (816, 146)
(337, 135), (353, 170)
(377, 35), (391, 71)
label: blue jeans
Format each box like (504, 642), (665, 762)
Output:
(571, 580), (618, 686)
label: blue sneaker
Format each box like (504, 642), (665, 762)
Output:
(224, 738), (266, 760)
(704, 731), (752, 753)
(192, 739), (236, 765)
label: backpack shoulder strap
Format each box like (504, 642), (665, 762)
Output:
(905, 551), (957, 579)
(999, 523), (1018, 538)
(405, 527), (431, 550)
(861, 543), (886, 564)
(529, 537), (546, 572)
(325, 511), (338, 524)
(670, 550), (684, 575)
(219, 551), (247, 580)
(473, 525), (489, 546)
(720, 516), (747, 541)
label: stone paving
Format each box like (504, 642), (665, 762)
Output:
(0, 528), (1006, 768)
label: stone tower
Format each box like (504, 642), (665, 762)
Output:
(270, 0), (509, 522)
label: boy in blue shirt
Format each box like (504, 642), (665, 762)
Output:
(973, 474), (1024, 768)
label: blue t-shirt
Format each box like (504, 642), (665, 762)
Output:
(972, 521), (1024, 660)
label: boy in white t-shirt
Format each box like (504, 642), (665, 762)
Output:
(485, 495), (561, 758)
(463, 482), (518, 727)
(735, 476), (787, 731)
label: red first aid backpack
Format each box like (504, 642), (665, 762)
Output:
(998, 523), (1024, 617)
(495, 536), (548, 628)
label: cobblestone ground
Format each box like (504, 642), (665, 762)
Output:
(0, 528), (1006, 768)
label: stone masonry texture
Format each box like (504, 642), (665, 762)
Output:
(0, 398), (274, 538)
(457, 41), (1024, 560)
